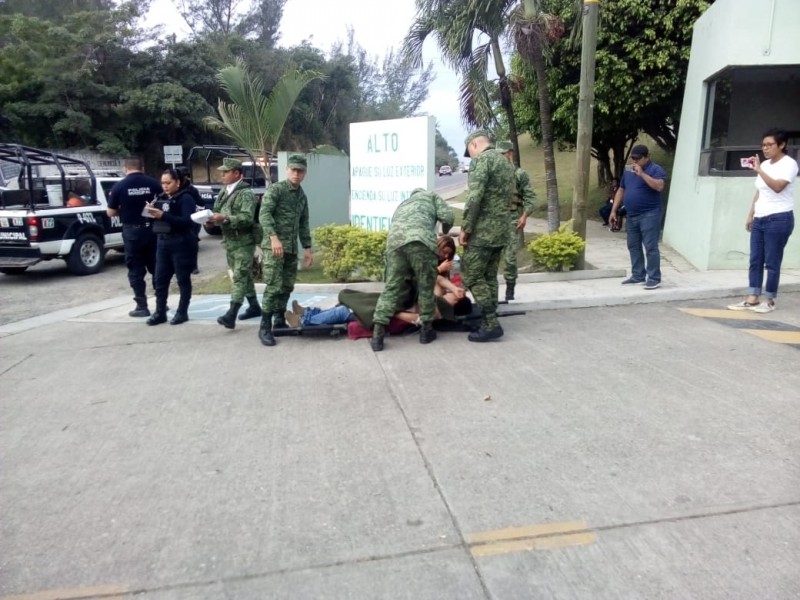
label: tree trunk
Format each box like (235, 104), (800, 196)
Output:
(528, 37), (559, 233)
(491, 38), (520, 168)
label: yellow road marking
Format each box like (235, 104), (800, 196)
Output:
(467, 520), (596, 557)
(0, 586), (128, 600)
(471, 531), (597, 557)
(678, 308), (761, 320)
(742, 329), (800, 344)
(467, 520), (588, 544)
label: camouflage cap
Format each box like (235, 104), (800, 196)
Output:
(496, 140), (513, 152)
(217, 157), (243, 171)
(464, 129), (493, 157)
(287, 153), (307, 170)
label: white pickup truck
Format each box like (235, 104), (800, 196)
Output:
(0, 144), (123, 275)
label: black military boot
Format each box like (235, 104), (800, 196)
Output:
(370, 324), (386, 352)
(146, 299), (167, 326)
(505, 281), (516, 301)
(419, 322), (437, 344)
(129, 296), (150, 318)
(217, 302), (242, 329)
(468, 322), (504, 343)
(272, 310), (288, 329)
(258, 315), (276, 346)
(170, 299), (189, 325)
(238, 296), (261, 320)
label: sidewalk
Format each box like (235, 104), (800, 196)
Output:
(445, 209), (800, 311)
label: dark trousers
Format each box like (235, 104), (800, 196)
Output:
(154, 234), (195, 312)
(122, 226), (156, 298)
(749, 210), (795, 299)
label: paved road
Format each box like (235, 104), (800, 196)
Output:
(0, 230), (230, 326)
(1, 294), (798, 598)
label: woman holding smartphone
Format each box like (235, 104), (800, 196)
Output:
(145, 169), (199, 325)
(728, 127), (797, 313)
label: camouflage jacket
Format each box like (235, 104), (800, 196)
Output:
(386, 190), (454, 254)
(513, 168), (537, 216)
(462, 147), (516, 247)
(259, 180), (311, 254)
(213, 180), (256, 241)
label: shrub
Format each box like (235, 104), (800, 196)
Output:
(314, 224), (388, 282)
(527, 221), (586, 272)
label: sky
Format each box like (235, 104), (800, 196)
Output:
(145, 0), (468, 156)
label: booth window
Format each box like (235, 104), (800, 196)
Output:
(700, 65), (800, 176)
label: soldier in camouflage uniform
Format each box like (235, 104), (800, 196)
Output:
(496, 141), (537, 301)
(258, 154), (313, 347)
(371, 188), (454, 352)
(206, 158), (261, 329)
(459, 130), (516, 342)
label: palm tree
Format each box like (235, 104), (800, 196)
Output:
(512, 0), (566, 232)
(204, 57), (322, 163)
(404, 0), (566, 232)
(404, 0), (522, 165)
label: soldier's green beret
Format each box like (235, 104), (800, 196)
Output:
(287, 153), (307, 170)
(496, 141), (513, 152)
(217, 157), (243, 171)
(464, 129), (493, 157)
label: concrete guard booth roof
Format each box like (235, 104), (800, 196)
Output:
(663, 0), (800, 270)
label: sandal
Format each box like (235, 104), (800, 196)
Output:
(727, 300), (760, 311)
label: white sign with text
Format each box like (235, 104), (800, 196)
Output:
(349, 116), (435, 231)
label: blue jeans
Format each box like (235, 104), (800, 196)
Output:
(300, 305), (354, 326)
(748, 211), (795, 299)
(626, 208), (662, 283)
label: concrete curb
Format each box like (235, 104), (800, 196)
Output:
(0, 296), (131, 337)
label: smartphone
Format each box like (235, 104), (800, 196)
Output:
(624, 164), (634, 172)
(740, 157), (754, 168)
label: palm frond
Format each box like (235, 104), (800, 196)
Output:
(203, 58), (322, 159)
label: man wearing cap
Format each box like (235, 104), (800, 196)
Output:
(497, 140), (537, 300)
(370, 188), (454, 352)
(258, 153), (314, 347)
(610, 144), (667, 290)
(460, 130), (516, 342)
(206, 157), (260, 328)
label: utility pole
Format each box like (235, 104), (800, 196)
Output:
(571, 0), (600, 269)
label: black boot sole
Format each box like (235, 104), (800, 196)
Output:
(217, 316), (236, 329)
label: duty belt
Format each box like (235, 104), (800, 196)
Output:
(122, 222), (151, 228)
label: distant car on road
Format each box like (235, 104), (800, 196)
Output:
(460, 164), (469, 173)
(438, 165), (453, 176)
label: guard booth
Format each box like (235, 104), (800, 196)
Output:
(663, 0), (800, 270)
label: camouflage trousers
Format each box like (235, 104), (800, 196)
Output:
(261, 252), (298, 315)
(503, 209), (524, 283)
(462, 244), (503, 329)
(373, 242), (438, 326)
(224, 237), (256, 303)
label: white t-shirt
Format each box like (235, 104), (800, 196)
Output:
(754, 154), (798, 217)
(226, 181), (240, 195)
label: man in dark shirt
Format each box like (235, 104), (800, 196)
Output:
(107, 157), (162, 317)
(610, 144), (667, 290)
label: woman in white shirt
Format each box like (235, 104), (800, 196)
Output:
(729, 128), (797, 313)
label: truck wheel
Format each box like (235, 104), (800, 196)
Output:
(67, 234), (105, 275)
(0, 267), (28, 275)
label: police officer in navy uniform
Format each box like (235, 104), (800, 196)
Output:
(144, 168), (198, 326)
(107, 157), (162, 317)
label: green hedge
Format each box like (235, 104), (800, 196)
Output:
(314, 224), (388, 282)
